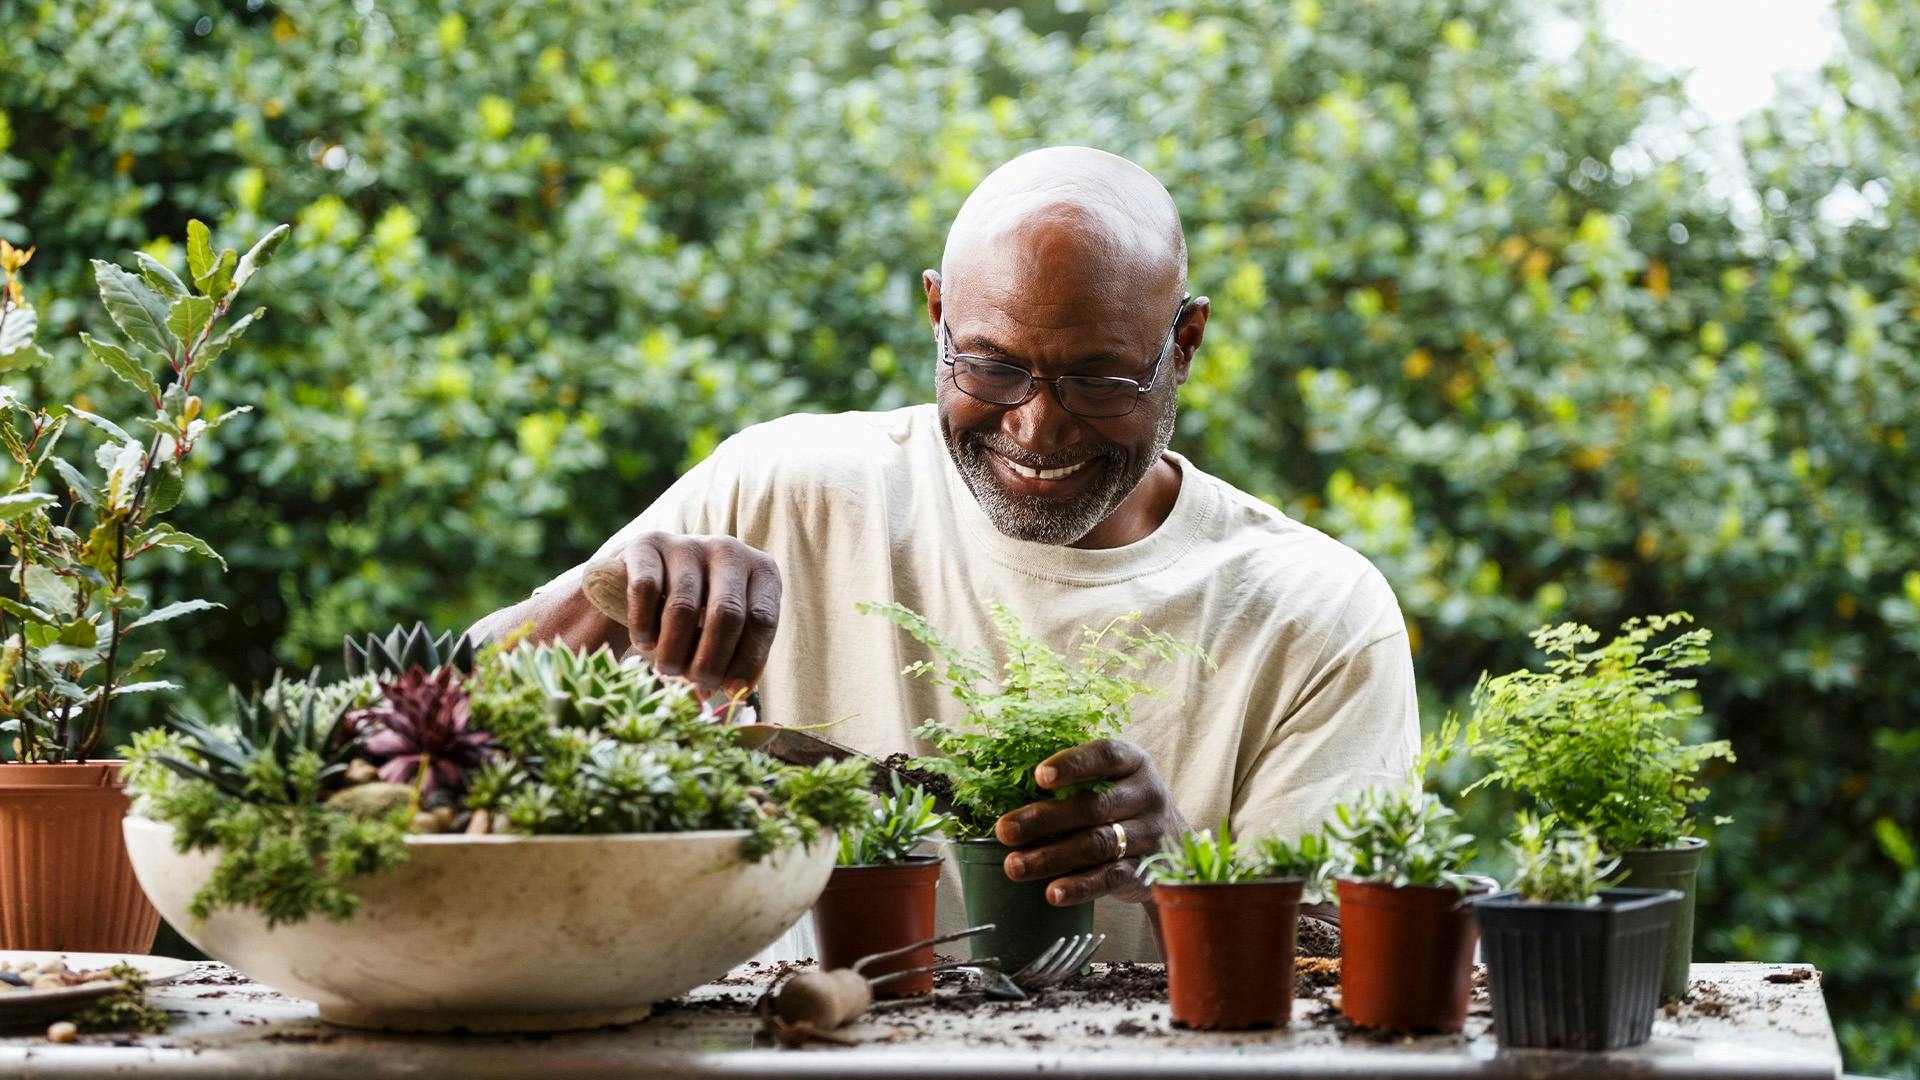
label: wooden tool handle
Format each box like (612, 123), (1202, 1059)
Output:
(580, 556), (629, 624)
(772, 969), (874, 1030)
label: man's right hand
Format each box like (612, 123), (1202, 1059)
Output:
(584, 532), (782, 697)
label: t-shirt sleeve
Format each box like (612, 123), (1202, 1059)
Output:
(527, 440), (745, 600)
(1228, 571), (1421, 841)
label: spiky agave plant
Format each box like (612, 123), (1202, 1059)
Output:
(154, 673), (357, 803)
(343, 622), (477, 679)
(346, 666), (494, 793)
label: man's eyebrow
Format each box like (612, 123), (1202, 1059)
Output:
(953, 334), (1133, 371)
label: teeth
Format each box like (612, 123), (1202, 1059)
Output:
(1004, 456), (1088, 481)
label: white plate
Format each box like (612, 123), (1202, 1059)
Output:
(0, 951), (196, 1029)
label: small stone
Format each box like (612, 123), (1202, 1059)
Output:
(325, 782), (415, 819)
(424, 788), (456, 811)
(409, 811), (441, 833)
(464, 809), (491, 835)
(430, 805), (455, 830)
(0, 970), (25, 987)
(32, 975), (63, 990)
(344, 759), (379, 785)
(47, 1021), (77, 1043)
(490, 812), (514, 834)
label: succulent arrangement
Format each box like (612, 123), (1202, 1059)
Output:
(836, 777), (949, 867)
(1465, 613), (1735, 853)
(122, 626), (869, 925)
(857, 600), (1208, 838)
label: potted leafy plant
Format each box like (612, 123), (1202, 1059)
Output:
(1138, 823), (1332, 1030)
(858, 600), (1206, 974)
(1329, 780), (1490, 1033)
(0, 223), (286, 952)
(809, 776), (949, 995)
(117, 632), (871, 1031)
(1466, 612), (1734, 1000)
(1473, 813), (1681, 1050)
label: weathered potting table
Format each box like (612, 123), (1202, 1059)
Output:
(0, 961), (1840, 1079)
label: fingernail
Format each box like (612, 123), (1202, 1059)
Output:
(1036, 766), (1057, 787)
(634, 636), (656, 651)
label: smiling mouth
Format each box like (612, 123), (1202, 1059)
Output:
(996, 454), (1091, 481)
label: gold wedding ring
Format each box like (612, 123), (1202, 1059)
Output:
(1111, 821), (1128, 862)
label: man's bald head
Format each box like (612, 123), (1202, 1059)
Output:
(940, 147), (1187, 322)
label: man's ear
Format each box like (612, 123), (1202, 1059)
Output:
(923, 270), (943, 335)
(1170, 295), (1210, 386)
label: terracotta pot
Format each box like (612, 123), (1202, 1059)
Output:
(0, 761), (159, 952)
(1152, 879), (1303, 1029)
(810, 855), (941, 996)
(1335, 876), (1492, 1033)
(951, 838), (1095, 974)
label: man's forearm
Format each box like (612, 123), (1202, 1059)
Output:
(466, 585), (628, 654)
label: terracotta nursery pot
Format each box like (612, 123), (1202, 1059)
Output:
(1475, 887), (1681, 1051)
(1613, 837), (1707, 1001)
(1336, 876), (1493, 1033)
(1152, 878), (1304, 1030)
(0, 761), (160, 952)
(810, 855), (941, 996)
(953, 838), (1095, 974)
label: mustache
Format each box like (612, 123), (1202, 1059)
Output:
(965, 430), (1118, 471)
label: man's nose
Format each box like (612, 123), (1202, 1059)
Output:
(1000, 381), (1079, 452)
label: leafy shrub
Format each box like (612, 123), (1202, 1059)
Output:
(0, 224), (283, 761)
(1465, 613), (1734, 852)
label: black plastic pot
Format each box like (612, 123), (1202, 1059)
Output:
(1474, 888), (1681, 1050)
(1613, 837), (1706, 1001)
(951, 838), (1095, 974)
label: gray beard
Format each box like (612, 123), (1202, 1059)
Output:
(943, 399), (1177, 546)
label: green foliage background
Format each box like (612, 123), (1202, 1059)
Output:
(3, 0), (1915, 1070)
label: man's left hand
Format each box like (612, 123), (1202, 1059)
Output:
(992, 738), (1188, 906)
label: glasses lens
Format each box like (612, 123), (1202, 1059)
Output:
(952, 357), (1032, 405)
(1057, 377), (1139, 418)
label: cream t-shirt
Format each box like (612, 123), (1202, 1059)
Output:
(534, 405), (1418, 960)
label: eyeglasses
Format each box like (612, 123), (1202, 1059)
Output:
(940, 294), (1191, 419)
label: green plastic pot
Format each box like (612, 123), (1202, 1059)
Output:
(951, 838), (1095, 974)
(1612, 837), (1707, 1002)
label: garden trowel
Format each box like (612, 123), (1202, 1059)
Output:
(579, 555), (955, 814)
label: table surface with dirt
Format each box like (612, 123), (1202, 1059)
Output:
(0, 960), (1841, 1079)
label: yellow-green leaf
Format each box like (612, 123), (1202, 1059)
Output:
(186, 220), (214, 282)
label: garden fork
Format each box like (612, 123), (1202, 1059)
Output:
(980, 932), (1106, 1001)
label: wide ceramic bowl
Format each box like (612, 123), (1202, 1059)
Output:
(123, 815), (834, 1032)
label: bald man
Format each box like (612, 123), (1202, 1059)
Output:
(473, 147), (1418, 960)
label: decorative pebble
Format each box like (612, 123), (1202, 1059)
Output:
(0, 971), (26, 987)
(430, 805), (455, 830)
(344, 759), (378, 785)
(465, 808), (491, 835)
(47, 1021), (77, 1043)
(32, 975), (63, 990)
